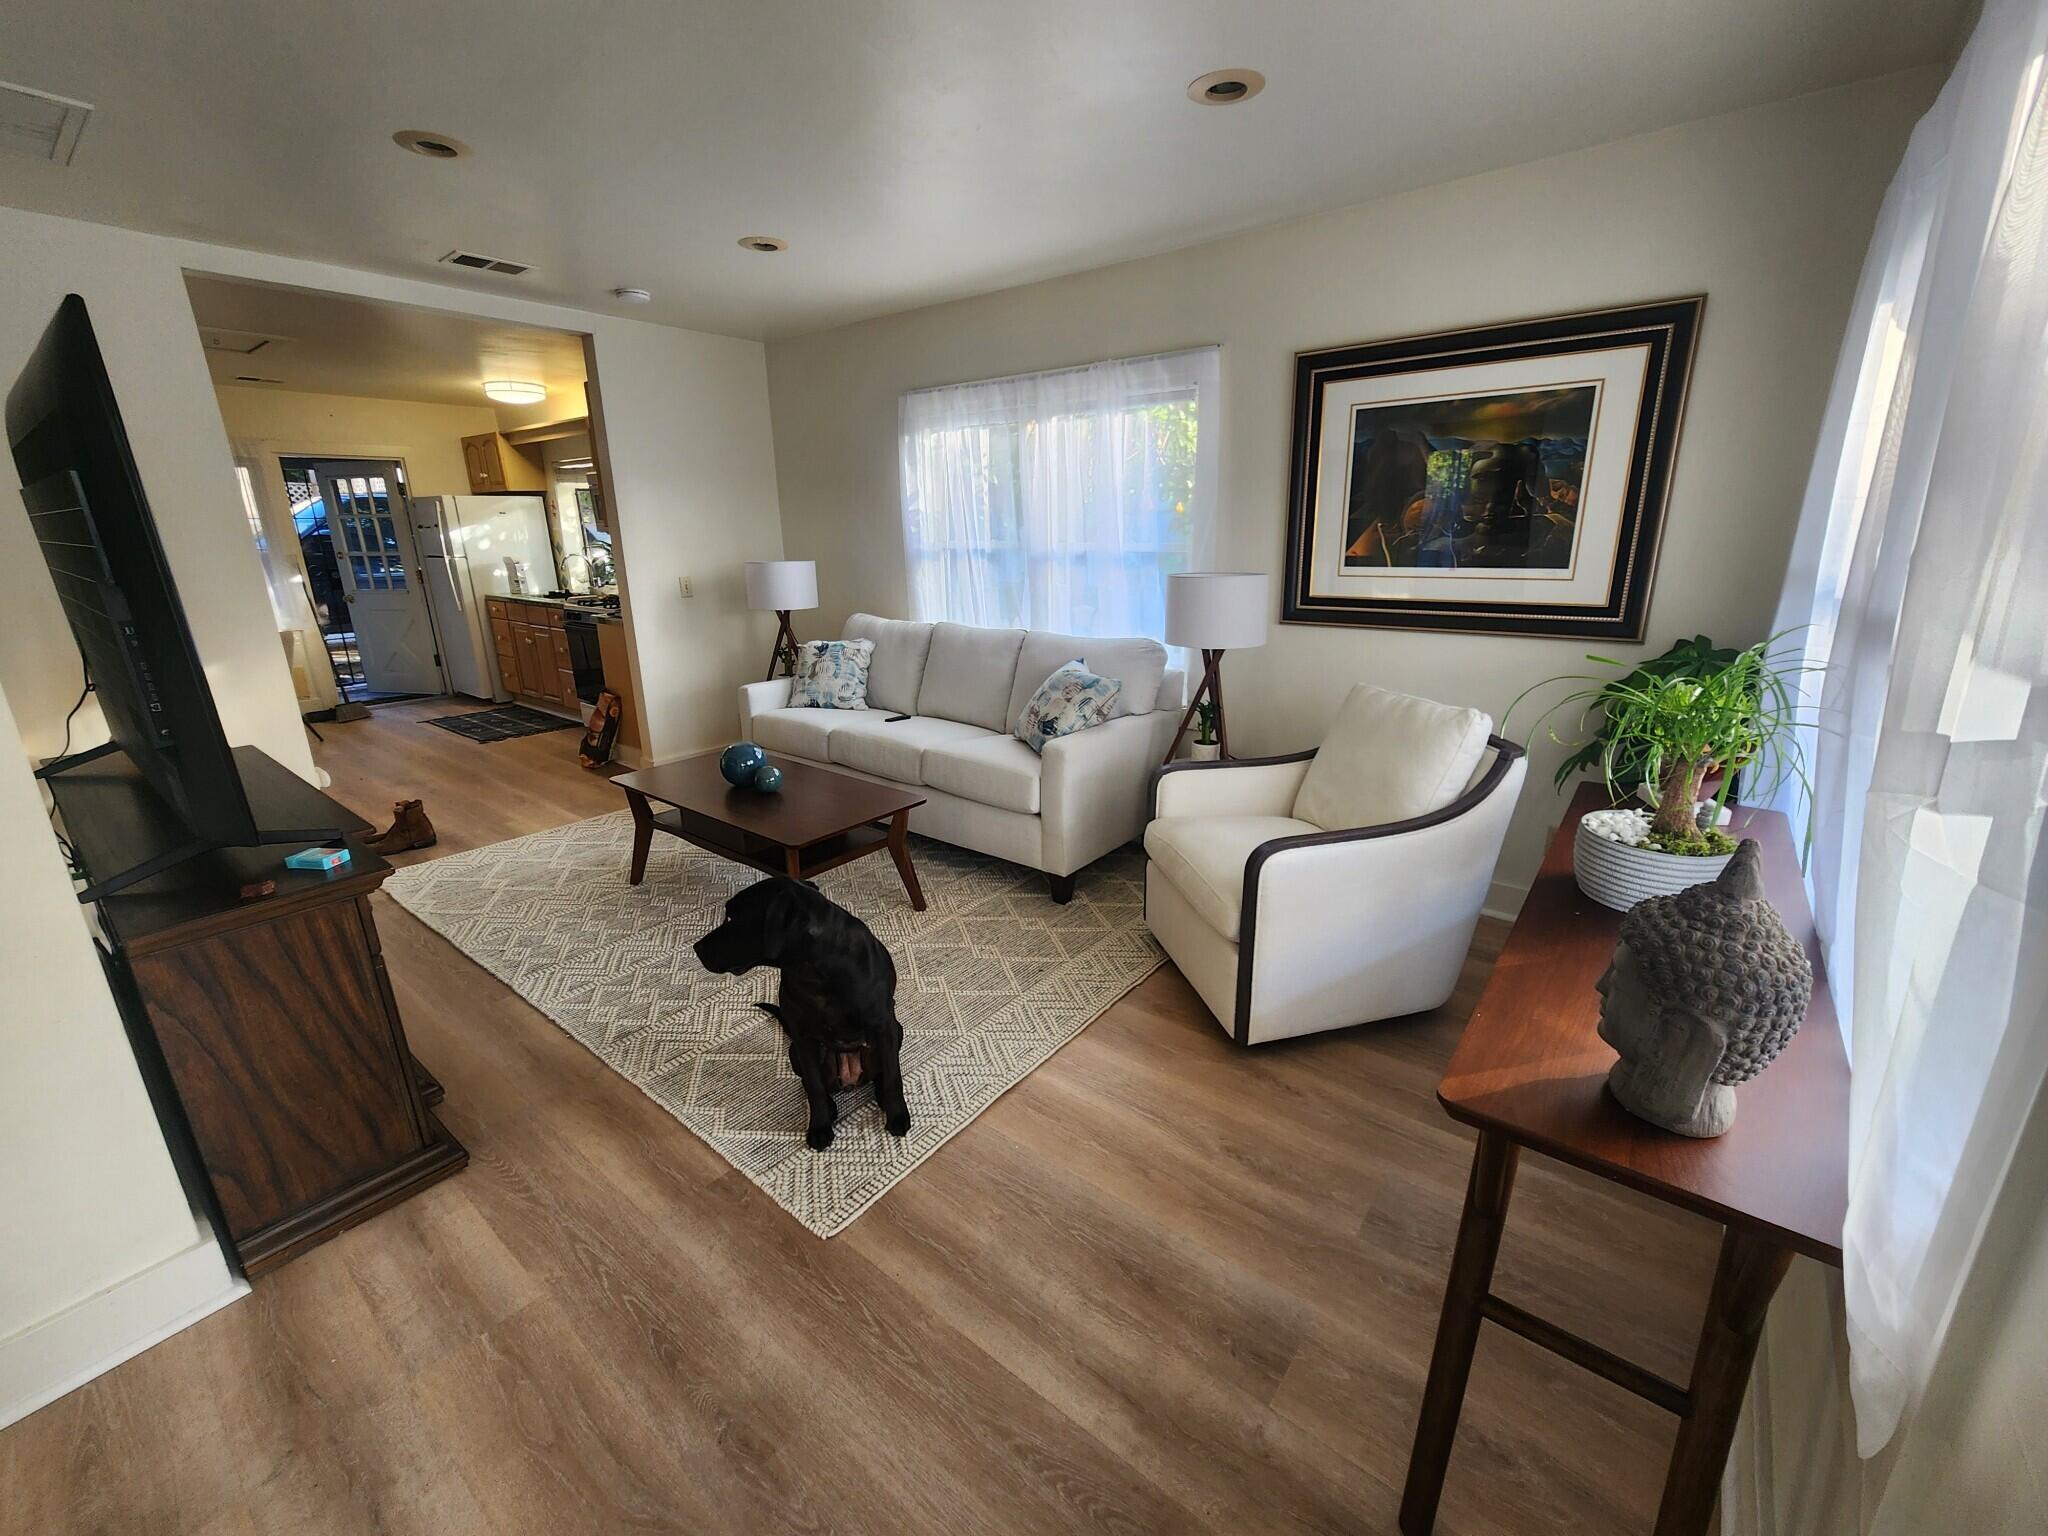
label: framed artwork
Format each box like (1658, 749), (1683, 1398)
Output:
(1282, 296), (1703, 639)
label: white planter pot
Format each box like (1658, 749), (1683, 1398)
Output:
(1573, 819), (1734, 912)
(1187, 742), (1221, 761)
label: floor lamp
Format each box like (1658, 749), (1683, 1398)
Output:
(1162, 572), (1269, 764)
(744, 560), (819, 681)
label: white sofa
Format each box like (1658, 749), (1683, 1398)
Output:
(739, 614), (1185, 901)
(1144, 685), (1526, 1044)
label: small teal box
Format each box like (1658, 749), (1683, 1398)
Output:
(284, 845), (351, 872)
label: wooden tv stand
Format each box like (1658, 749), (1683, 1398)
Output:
(47, 746), (465, 1277)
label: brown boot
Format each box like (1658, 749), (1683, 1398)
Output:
(367, 799), (437, 854)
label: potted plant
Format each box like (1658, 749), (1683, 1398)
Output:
(1505, 633), (1812, 910)
(1548, 635), (1744, 796)
(1190, 698), (1221, 761)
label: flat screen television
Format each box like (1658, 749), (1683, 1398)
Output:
(8, 294), (265, 859)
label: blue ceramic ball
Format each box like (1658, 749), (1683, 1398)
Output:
(719, 741), (766, 787)
(752, 763), (784, 794)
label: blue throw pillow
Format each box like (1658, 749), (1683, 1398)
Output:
(1015, 661), (1121, 753)
(791, 638), (873, 709)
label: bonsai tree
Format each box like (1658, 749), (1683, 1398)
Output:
(1548, 635), (1743, 792)
(1506, 633), (1813, 856)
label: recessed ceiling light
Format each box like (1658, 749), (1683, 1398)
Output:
(394, 129), (469, 159)
(612, 286), (653, 303)
(1186, 69), (1265, 106)
(482, 380), (546, 405)
(738, 235), (788, 253)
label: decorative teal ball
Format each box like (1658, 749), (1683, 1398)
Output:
(719, 741), (766, 787)
(752, 763), (783, 794)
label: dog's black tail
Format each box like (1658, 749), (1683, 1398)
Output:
(755, 1001), (783, 1021)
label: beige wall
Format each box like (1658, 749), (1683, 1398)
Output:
(766, 69), (1941, 904)
(0, 203), (783, 1414)
(212, 384), (501, 498)
(0, 214), (319, 777)
(0, 679), (200, 1346)
(586, 321), (784, 761)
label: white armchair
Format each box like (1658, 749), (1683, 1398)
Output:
(1143, 685), (1526, 1045)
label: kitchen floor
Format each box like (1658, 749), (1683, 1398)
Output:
(0, 703), (1722, 1535)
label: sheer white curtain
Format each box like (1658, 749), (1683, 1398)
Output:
(1767, 0), (2048, 1460)
(898, 347), (1219, 644)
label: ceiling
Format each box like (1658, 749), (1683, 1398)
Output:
(185, 275), (586, 408)
(3, 0), (1970, 340)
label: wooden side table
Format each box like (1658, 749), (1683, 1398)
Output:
(1400, 785), (1847, 1536)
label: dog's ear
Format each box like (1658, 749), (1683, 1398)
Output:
(758, 879), (811, 963)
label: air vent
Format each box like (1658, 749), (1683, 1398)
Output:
(233, 375), (286, 385)
(440, 249), (531, 276)
(0, 80), (92, 165)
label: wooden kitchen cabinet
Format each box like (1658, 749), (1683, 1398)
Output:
(460, 432), (548, 494)
(485, 597), (580, 712)
(517, 625), (552, 699)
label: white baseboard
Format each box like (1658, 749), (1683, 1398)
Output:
(1482, 877), (1530, 923)
(0, 1222), (247, 1430)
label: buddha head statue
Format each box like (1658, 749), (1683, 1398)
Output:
(1593, 840), (1812, 1137)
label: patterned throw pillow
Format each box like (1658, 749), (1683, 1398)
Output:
(1015, 661), (1121, 753)
(791, 638), (874, 709)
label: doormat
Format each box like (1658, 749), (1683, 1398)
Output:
(423, 704), (581, 742)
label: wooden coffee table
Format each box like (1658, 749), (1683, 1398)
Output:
(613, 750), (928, 909)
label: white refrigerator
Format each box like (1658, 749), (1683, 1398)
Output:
(410, 494), (554, 701)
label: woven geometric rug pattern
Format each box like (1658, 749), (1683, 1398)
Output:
(384, 811), (1160, 1235)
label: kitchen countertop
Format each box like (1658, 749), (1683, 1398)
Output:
(494, 593), (621, 614)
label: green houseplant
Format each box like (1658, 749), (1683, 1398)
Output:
(1505, 633), (1814, 907)
(1190, 697), (1221, 760)
(1548, 636), (1742, 795)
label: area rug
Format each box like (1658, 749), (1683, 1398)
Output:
(382, 812), (1160, 1235)
(422, 703), (580, 742)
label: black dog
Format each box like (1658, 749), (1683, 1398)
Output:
(692, 876), (911, 1151)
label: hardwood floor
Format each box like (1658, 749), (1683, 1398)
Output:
(1, 697), (1722, 1535)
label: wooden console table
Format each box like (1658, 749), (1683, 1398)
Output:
(1400, 784), (1846, 1536)
(49, 746), (466, 1277)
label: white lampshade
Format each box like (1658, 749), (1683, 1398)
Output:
(744, 559), (818, 612)
(1165, 572), (1268, 650)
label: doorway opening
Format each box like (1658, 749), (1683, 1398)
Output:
(183, 271), (641, 769)
(282, 456), (442, 703)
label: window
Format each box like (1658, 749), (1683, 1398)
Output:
(898, 347), (1219, 643)
(328, 473), (407, 591)
(1761, 1), (2048, 1458)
